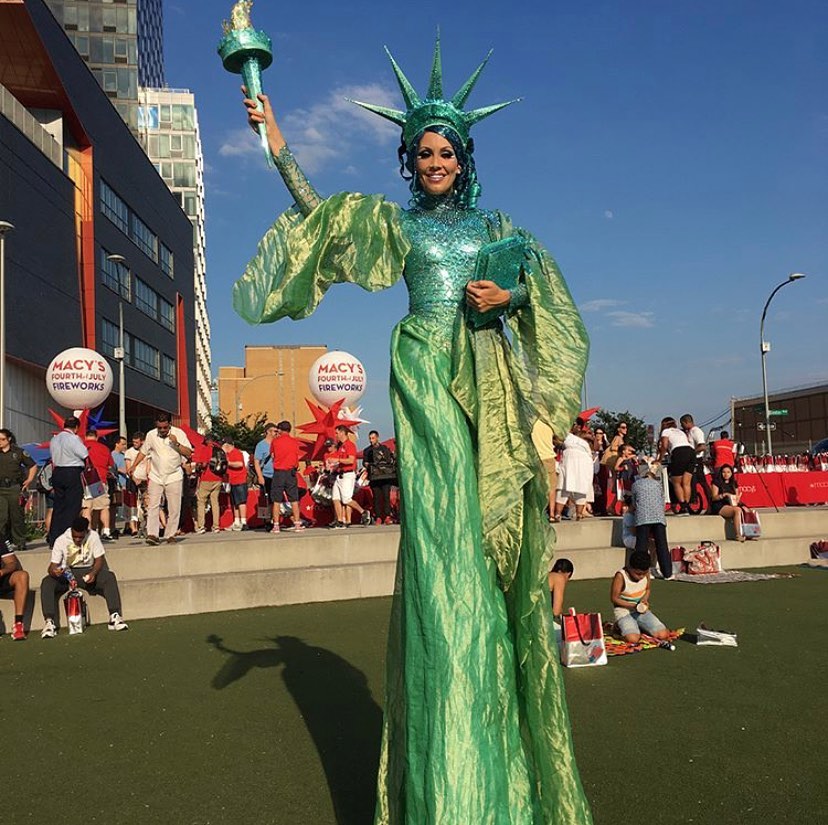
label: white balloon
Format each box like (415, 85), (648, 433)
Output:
(308, 351), (366, 408)
(46, 347), (113, 410)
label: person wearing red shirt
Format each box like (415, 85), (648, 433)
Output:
(193, 440), (225, 533)
(268, 420), (305, 533)
(711, 431), (736, 469)
(82, 428), (116, 541)
(222, 437), (249, 531)
(328, 425), (371, 529)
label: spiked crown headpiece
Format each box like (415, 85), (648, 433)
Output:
(348, 34), (520, 148)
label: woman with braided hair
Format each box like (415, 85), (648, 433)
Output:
(234, 36), (592, 825)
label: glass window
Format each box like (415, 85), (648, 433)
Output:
(161, 162), (173, 181)
(75, 35), (89, 56)
(130, 213), (158, 261)
(100, 248), (131, 299)
(78, 5), (89, 31)
(162, 355), (176, 387)
(134, 278), (157, 319)
(170, 134), (182, 154)
(159, 297), (175, 331)
(182, 135), (195, 158)
(102, 71), (117, 93)
(157, 134), (170, 158)
(116, 7), (129, 32)
(183, 193), (197, 217)
(160, 105), (171, 123)
(89, 35), (103, 63)
(114, 38), (128, 60)
(64, 6), (78, 29)
(173, 162), (196, 188)
(132, 337), (160, 379)
(100, 180), (129, 235)
(103, 8), (116, 30)
(159, 244), (174, 279)
(147, 134), (159, 155)
(101, 319), (120, 359)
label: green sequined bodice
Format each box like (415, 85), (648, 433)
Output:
(399, 202), (494, 328)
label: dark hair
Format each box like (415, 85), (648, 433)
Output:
(661, 417), (677, 430)
(222, 436), (235, 446)
(680, 414), (694, 426)
(369, 430), (379, 437)
(86, 427), (98, 436)
(132, 431), (145, 440)
(264, 422), (278, 431)
(335, 425), (351, 434)
(720, 430), (729, 439)
(0, 428), (15, 444)
(156, 412), (172, 424)
(398, 125), (481, 209)
(552, 558), (574, 575)
(71, 516), (90, 533)
(276, 420), (291, 432)
(628, 551), (651, 572)
(713, 464), (738, 494)
(64, 416), (80, 429)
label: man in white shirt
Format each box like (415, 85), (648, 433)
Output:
(680, 414), (706, 457)
(123, 431), (145, 536)
(47, 416), (89, 547)
(129, 413), (193, 546)
(40, 516), (128, 638)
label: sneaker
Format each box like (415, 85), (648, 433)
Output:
(101, 533), (115, 543)
(146, 535), (160, 546)
(41, 618), (57, 639)
(195, 527), (206, 535)
(212, 527), (222, 533)
(230, 523), (242, 532)
(285, 522), (305, 532)
(12, 621), (26, 641)
(166, 536), (178, 544)
(361, 511), (372, 526)
(240, 524), (249, 532)
(334, 521), (347, 530)
(108, 612), (129, 632)
(326, 521), (340, 529)
(270, 525), (281, 534)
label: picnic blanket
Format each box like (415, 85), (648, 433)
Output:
(673, 570), (796, 584)
(603, 624), (684, 657)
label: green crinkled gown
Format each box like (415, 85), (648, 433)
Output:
(233, 192), (593, 824)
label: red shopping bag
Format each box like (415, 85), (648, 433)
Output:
(560, 608), (607, 668)
(683, 542), (722, 575)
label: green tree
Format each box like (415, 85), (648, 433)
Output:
(206, 411), (269, 453)
(593, 409), (649, 452)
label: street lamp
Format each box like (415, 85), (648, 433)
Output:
(0, 221), (15, 429)
(106, 253), (129, 438)
(759, 272), (806, 456)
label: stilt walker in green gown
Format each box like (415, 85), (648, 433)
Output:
(233, 35), (593, 825)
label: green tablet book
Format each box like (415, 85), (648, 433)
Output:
(468, 236), (528, 328)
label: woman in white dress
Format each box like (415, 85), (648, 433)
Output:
(554, 419), (595, 521)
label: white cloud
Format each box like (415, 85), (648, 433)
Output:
(217, 83), (400, 175)
(218, 127), (263, 160)
(604, 210), (614, 220)
(607, 310), (655, 328)
(581, 298), (626, 312)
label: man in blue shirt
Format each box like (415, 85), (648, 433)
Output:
(253, 422), (278, 530)
(47, 417), (88, 547)
(110, 436), (128, 538)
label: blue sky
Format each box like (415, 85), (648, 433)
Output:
(165, 0), (827, 441)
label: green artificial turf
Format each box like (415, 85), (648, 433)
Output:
(3, 566), (826, 824)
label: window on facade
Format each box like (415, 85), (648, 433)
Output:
(101, 319), (120, 359)
(117, 67), (135, 99)
(133, 337), (160, 379)
(147, 135), (159, 155)
(182, 135), (195, 159)
(100, 180), (129, 234)
(64, 5), (78, 29)
(100, 248), (131, 300)
(160, 105), (171, 123)
(170, 134), (183, 154)
(131, 213), (158, 261)
(89, 36), (103, 63)
(78, 5), (90, 31)
(139, 105), (159, 131)
(180, 105), (195, 130)
(183, 193), (198, 217)
(173, 163), (196, 188)
(159, 298), (175, 332)
(75, 35), (90, 56)
(162, 355), (176, 387)
(134, 278), (157, 320)
(161, 162), (173, 181)
(114, 39), (128, 62)
(102, 8), (116, 31)
(159, 244), (174, 279)
(156, 134), (170, 158)
(103, 71), (117, 93)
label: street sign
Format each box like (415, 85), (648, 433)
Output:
(753, 406), (788, 416)
(757, 423), (776, 431)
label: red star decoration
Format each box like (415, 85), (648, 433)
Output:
(297, 398), (363, 461)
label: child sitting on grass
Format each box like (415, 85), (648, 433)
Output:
(611, 550), (671, 644)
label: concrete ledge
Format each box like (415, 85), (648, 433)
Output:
(3, 508), (824, 635)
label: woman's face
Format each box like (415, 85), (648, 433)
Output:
(721, 466), (733, 481)
(416, 131), (460, 196)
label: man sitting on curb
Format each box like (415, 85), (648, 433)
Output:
(40, 516), (129, 638)
(1, 542), (30, 640)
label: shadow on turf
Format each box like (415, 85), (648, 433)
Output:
(207, 633), (382, 825)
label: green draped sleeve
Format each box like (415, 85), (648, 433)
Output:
(232, 192), (410, 324)
(449, 210), (589, 589)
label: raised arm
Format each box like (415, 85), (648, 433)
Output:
(243, 89), (322, 217)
